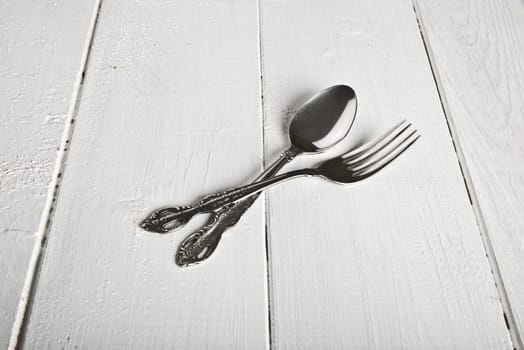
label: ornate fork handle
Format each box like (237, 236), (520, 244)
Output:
(176, 147), (299, 266)
(141, 180), (274, 233)
(141, 147), (299, 234)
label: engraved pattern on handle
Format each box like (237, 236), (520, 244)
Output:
(140, 206), (194, 233)
(141, 180), (280, 233)
(176, 147), (300, 266)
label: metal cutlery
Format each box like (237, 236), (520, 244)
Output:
(174, 85), (360, 265)
(143, 120), (419, 245)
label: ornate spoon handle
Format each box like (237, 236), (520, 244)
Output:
(176, 147), (300, 266)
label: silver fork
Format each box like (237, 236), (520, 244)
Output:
(157, 120), (420, 264)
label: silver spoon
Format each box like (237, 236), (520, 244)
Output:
(141, 85), (357, 260)
(156, 121), (419, 235)
(173, 85), (358, 266)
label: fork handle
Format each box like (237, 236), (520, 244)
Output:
(176, 147), (299, 266)
(154, 168), (312, 234)
(189, 168), (317, 214)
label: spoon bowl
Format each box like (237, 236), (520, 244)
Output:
(289, 85), (357, 153)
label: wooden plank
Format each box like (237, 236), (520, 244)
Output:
(413, 0), (524, 346)
(20, 0), (269, 348)
(0, 0), (98, 346)
(259, 0), (513, 348)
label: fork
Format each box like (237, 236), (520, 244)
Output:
(141, 120), (420, 238)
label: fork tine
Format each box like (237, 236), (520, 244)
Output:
(352, 131), (420, 179)
(342, 120), (409, 162)
(351, 128), (417, 171)
(344, 122), (414, 167)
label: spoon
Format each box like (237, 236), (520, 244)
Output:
(141, 85), (357, 259)
(174, 86), (359, 266)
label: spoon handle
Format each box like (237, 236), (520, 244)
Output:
(176, 146), (299, 266)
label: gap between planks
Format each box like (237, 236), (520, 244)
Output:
(8, 1), (104, 348)
(410, 1), (523, 348)
(256, 0), (274, 348)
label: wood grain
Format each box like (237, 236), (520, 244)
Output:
(259, 0), (513, 348)
(18, 0), (269, 348)
(0, 0), (98, 346)
(414, 0), (524, 347)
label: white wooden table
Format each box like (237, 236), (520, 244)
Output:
(1, 0), (523, 349)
